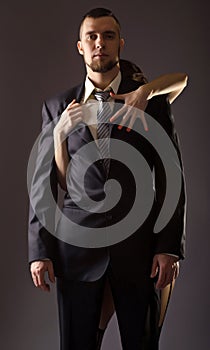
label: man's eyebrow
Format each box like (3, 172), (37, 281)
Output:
(85, 31), (96, 36)
(103, 30), (116, 35)
(85, 30), (116, 36)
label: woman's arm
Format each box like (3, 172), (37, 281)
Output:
(110, 72), (188, 130)
(143, 73), (188, 104)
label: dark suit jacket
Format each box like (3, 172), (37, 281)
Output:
(28, 72), (186, 282)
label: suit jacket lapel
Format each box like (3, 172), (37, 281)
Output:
(118, 77), (142, 95)
(63, 82), (85, 109)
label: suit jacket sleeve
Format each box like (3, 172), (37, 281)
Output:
(149, 95), (187, 259)
(28, 101), (58, 263)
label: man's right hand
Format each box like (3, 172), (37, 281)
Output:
(30, 260), (55, 292)
(53, 99), (83, 148)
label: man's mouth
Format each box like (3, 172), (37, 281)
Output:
(93, 53), (108, 58)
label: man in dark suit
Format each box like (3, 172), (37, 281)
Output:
(28, 8), (186, 350)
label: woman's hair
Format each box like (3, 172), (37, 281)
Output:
(120, 59), (148, 84)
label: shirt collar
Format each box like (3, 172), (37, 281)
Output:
(83, 71), (122, 103)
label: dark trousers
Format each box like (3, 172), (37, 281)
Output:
(56, 265), (154, 350)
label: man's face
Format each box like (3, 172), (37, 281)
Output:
(77, 16), (124, 73)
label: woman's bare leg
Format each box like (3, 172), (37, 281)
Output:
(99, 277), (115, 329)
(96, 278), (115, 349)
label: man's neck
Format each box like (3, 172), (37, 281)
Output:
(86, 65), (120, 90)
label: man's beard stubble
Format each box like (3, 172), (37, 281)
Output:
(86, 58), (119, 73)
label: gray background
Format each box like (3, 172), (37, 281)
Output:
(0, 0), (209, 349)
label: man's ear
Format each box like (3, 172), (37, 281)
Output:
(120, 38), (125, 51)
(77, 41), (83, 55)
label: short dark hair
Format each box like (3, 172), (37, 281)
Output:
(79, 8), (121, 39)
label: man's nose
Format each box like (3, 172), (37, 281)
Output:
(96, 35), (105, 48)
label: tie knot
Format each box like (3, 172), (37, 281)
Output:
(94, 89), (111, 102)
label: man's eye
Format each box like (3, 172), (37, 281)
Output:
(104, 33), (115, 40)
(88, 34), (97, 40)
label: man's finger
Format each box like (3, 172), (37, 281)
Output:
(67, 99), (76, 109)
(67, 103), (81, 112)
(38, 279), (50, 292)
(37, 271), (47, 289)
(156, 265), (177, 289)
(32, 273), (38, 288)
(150, 258), (158, 278)
(48, 263), (55, 284)
(156, 269), (166, 289)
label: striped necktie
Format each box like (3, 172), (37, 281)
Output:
(94, 89), (112, 175)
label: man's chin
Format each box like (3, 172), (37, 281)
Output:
(87, 60), (118, 73)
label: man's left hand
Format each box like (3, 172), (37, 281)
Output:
(150, 254), (179, 289)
